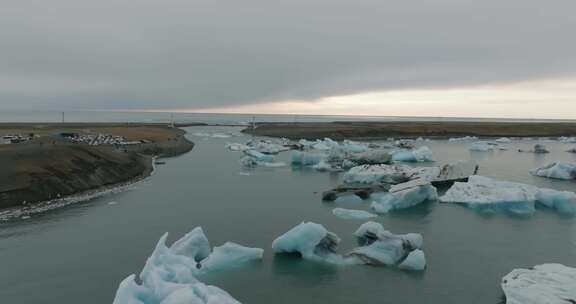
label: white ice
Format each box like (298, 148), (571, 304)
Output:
(496, 137), (512, 143)
(469, 141), (496, 152)
(448, 136), (478, 142)
(392, 146), (434, 162)
(440, 176), (576, 215)
(332, 208), (377, 220)
(199, 242), (263, 273)
(112, 227), (262, 304)
(502, 264), (576, 304)
(291, 151), (324, 166)
(398, 249), (426, 271)
(272, 222), (343, 264)
(343, 164), (439, 185)
(530, 162), (576, 180)
(371, 180), (438, 213)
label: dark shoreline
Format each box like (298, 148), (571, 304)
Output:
(0, 124), (194, 210)
(243, 121), (576, 140)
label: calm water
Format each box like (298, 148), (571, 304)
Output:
(1, 126), (576, 304)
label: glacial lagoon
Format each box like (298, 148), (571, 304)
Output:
(1, 126), (576, 304)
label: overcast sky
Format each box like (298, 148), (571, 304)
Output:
(1, 0), (576, 117)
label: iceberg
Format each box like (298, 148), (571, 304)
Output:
(342, 140), (369, 153)
(502, 264), (576, 304)
(249, 140), (290, 154)
(112, 227), (262, 304)
(347, 222), (424, 267)
(448, 136), (478, 142)
(225, 143), (250, 152)
(469, 141), (495, 152)
(243, 150), (274, 162)
(440, 176), (576, 215)
(272, 222), (343, 264)
(398, 249), (426, 271)
(348, 150), (392, 165)
(559, 136), (576, 143)
(371, 180), (438, 213)
(291, 151), (324, 166)
(520, 144), (550, 153)
(343, 164), (439, 185)
(199, 242), (263, 273)
(312, 160), (334, 172)
(392, 146), (434, 162)
(530, 162), (576, 180)
(496, 137), (512, 143)
(332, 208), (377, 220)
(334, 194), (364, 204)
(431, 160), (478, 186)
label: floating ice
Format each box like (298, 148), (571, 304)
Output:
(291, 151), (324, 166)
(370, 180), (438, 213)
(342, 140), (369, 153)
(440, 176), (576, 215)
(469, 141), (495, 152)
(559, 136), (576, 143)
(432, 160), (478, 185)
(332, 208), (377, 220)
(496, 137), (512, 143)
(249, 140), (290, 154)
(348, 222), (424, 268)
(243, 150), (274, 162)
(392, 146), (434, 162)
(334, 194), (364, 204)
(343, 164), (438, 185)
(501, 264), (576, 304)
(225, 143), (250, 152)
(272, 222), (343, 264)
(530, 162), (576, 180)
(520, 144), (550, 153)
(199, 242), (263, 273)
(448, 136), (479, 142)
(312, 160), (333, 172)
(348, 150), (392, 165)
(398, 249), (426, 271)
(112, 227), (262, 304)
(568, 147), (576, 153)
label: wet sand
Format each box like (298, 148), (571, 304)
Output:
(243, 121), (576, 140)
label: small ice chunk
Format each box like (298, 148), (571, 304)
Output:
(392, 146), (434, 162)
(272, 222), (343, 263)
(334, 194), (364, 204)
(398, 249), (426, 271)
(199, 242), (263, 273)
(342, 141), (369, 153)
(332, 208), (377, 220)
(530, 162), (576, 180)
(371, 180), (438, 213)
(502, 264), (576, 304)
(354, 221), (423, 250)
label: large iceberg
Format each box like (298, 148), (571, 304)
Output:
(371, 180), (438, 213)
(392, 146), (434, 162)
(530, 162), (576, 180)
(112, 227), (262, 304)
(272, 222), (344, 264)
(501, 264), (576, 304)
(332, 208), (377, 220)
(440, 176), (576, 215)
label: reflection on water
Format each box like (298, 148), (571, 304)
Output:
(1, 126), (576, 304)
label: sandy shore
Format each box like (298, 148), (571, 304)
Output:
(0, 123), (194, 209)
(243, 121), (576, 140)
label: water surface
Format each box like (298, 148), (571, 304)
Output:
(1, 126), (576, 303)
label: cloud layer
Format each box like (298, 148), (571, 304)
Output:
(1, 0), (576, 110)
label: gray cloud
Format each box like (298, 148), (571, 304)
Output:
(1, 0), (576, 110)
